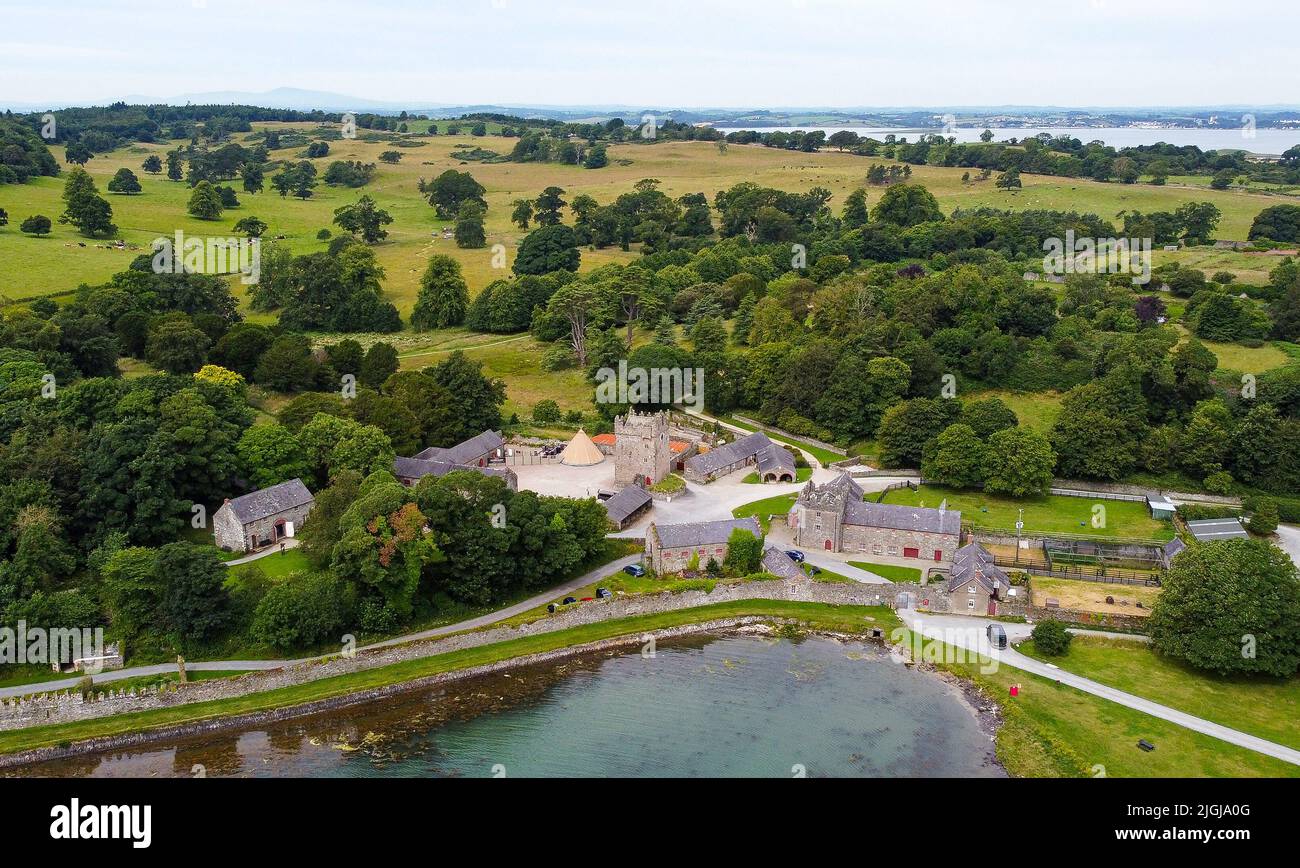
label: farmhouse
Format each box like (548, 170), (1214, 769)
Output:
(946, 543), (1013, 615)
(789, 474), (961, 563)
(683, 431), (796, 483)
(214, 478), (315, 553)
(394, 429), (517, 490)
(646, 516), (762, 574)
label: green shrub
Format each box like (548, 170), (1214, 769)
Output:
(1031, 619), (1073, 656)
(250, 572), (353, 651)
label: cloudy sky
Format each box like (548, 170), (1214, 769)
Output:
(2, 0), (1296, 108)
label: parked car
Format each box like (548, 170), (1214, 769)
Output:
(986, 623), (1007, 649)
(547, 603), (557, 614)
(562, 596), (577, 605)
(785, 550), (805, 563)
(596, 587), (612, 599)
(623, 563), (646, 577)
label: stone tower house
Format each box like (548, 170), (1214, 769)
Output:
(614, 410), (673, 486)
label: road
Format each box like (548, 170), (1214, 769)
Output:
(1274, 523), (1300, 568)
(902, 609), (1300, 767)
(0, 553), (643, 699)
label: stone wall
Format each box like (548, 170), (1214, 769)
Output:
(0, 574), (1054, 737)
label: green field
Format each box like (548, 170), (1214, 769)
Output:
(731, 493), (798, 530)
(964, 390), (1063, 433)
(2, 123), (1286, 315)
(1018, 635), (1300, 753)
(882, 484), (1175, 541)
(847, 561), (923, 583)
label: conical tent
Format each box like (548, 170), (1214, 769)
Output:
(560, 429), (605, 466)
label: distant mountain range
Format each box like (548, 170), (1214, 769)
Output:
(5, 88), (1300, 127)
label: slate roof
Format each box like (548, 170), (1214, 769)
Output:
(414, 429), (504, 465)
(685, 431), (778, 477)
(224, 479), (313, 525)
(947, 542), (1010, 594)
(755, 442), (796, 475)
(1185, 518), (1249, 541)
(393, 457), (515, 485)
(1162, 536), (1187, 561)
(603, 486), (652, 526)
(761, 545), (805, 580)
(842, 500), (961, 536)
(652, 517), (762, 549)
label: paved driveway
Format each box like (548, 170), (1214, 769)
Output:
(901, 610), (1300, 767)
(1274, 524), (1300, 568)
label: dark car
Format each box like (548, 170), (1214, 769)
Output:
(785, 550), (805, 563)
(596, 587), (612, 599)
(562, 596), (577, 605)
(986, 623), (1007, 649)
(547, 603), (557, 614)
(807, 565), (822, 576)
(623, 563), (646, 577)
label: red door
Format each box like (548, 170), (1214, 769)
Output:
(903, 547), (919, 559)
(824, 539), (832, 550)
(934, 549), (943, 562)
(987, 599), (997, 616)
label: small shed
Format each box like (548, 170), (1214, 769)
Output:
(1184, 517), (1249, 542)
(1145, 492), (1176, 520)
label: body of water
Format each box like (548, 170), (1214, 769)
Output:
(717, 126), (1300, 155)
(12, 633), (1004, 778)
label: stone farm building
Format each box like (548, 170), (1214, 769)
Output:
(646, 517), (762, 574)
(946, 543), (1015, 615)
(393, 429), (518, 491)
(214, 478), (315, 552)
(602, 485), (653, 530)
(683, 431), (796, 483)
(789, 474), (961, 563)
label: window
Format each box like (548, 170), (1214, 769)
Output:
(872, 544), (883, 555)
(887, 546), (898, 556)
(967, 598), (976, 609)
(968, 584), (976, 594)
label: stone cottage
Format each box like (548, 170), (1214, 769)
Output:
(646, 517), (762, 574)
(946, 543), (1014, 615)
(393, 429), (518, 490)
(789, 474), (961, 563)
(213, 478), (315, 553)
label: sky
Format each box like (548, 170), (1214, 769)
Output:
(2, 0), (1297, 109)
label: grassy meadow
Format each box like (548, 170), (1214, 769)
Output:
(1, 121), (1291, 317)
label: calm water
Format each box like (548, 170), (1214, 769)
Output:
(12, 634), (1003, 778)
(718, 126), (1300, 155)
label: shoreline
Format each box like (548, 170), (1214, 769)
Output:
(1, 620), (1006, 776)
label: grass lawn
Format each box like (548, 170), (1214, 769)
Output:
(1200, 338), (1296, 373)
(964, 390), (1063, 434)
(847, 561), (923, 583)
(1028, 576), (1160, 614)
(910, 630), (1300, 778)
(1016, 634), (1300, 754)
(882, 484), (1176, 542)
(732, 493), (797, 531)
(236, 548), (311, 579)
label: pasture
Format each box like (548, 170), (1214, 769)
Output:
(0, 122), (1289, 316)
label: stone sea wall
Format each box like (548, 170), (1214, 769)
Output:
(0, 573), (1107, 739)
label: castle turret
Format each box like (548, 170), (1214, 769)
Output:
(614, 410), (673, 486)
